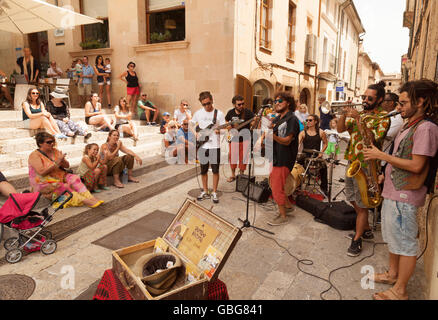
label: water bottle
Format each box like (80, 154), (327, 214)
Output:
(122, 168), (128, 184)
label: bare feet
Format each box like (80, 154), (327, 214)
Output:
(114, 181), (124, 188)
(128, 176), (139, 183)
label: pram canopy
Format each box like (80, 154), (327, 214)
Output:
(0, 192), (41, 224)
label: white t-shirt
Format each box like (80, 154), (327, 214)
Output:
(191, 108), (226, 149)
(47, 67), (63, 78)
(114, 105), (129, 125)
(105, 64), (111, 74)
(174, 108), (192, 124)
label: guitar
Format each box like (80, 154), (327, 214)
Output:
(226, 116), (258, 143)
(196, 119), (243, 149)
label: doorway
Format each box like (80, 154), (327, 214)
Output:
(27, 31), (49, 77)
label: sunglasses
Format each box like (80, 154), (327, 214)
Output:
(202, 101), (212, 107)
(170, 126), (176, 129)
(182, 123), (189, 126)
(182, 103), (188, 106)
(361, 95), (375, 102)
(306, 119), (314, 122)
(44, 140), (55, 145)
(236, 103), (245, 107)
(274, 98), (284, 104)
(129, 65), (135, 68)
(31, 92), (39, 95)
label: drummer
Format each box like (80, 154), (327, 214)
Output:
(298, 114), (329, 196)
(0, 69), (14, 107)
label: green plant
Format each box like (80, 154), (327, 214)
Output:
(79, 40), (104, 50)
(150, 30), (172, 43)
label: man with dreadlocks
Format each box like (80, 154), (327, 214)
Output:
(364, 79), (438, 300)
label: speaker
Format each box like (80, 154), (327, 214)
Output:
(242, 182), (271, 203)
(236, 174), (255, 193)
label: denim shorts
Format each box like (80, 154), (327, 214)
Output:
(381, 199), (419, 256)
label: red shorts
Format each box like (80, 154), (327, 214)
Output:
(127, 86), (140, 96)
(270, 166), (291, 206)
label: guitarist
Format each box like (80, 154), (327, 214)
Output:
(225, 95), (255, 182)
(192, 91), (226, 204)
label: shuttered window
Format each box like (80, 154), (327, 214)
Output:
(146, 0), (185, 44)
(80, 0), (109, 48)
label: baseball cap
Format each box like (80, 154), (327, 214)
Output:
(163, 112), (170, 116)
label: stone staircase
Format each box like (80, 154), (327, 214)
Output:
(0, 108), (199, 261)
(0, 108), (164, 186)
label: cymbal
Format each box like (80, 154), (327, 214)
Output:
(303, 149), (323, 154)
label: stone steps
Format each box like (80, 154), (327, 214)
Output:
(0, 159), (197, 264)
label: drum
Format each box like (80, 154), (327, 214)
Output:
(284, 163), (305, 196)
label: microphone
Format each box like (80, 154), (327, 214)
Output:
(384, 111), (402, 118)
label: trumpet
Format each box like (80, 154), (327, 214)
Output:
(321, 101), (365, 115)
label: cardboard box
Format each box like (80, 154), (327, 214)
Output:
(112, 199), (242, 300)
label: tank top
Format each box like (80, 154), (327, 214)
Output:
(96, 65), (106, 83)
(22, 102), (42, 121)
(303, 129), (322, 152)
(125, 71), (139, 88)
(77, 155), (91, 177)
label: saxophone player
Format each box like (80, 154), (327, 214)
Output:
(337, 81), (390, 257)
(364, 79), (438, 300)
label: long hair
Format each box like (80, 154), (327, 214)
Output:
(106, 129), (119, 142)
(118, 97), (128, 112)
(399, 79), (438, 124)
(95, 55), (104, 67)
(35, 132), (54, 148)
(26, 88), (41, 106)
(306, 114), (320, 132)
(84, 143), (98, 159)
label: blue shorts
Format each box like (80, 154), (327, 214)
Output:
(381, 199), (419, 256)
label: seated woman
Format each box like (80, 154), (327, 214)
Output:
(114, 97), (139, 143)
(28, 132), (103, 208)
(100, 130), (143, 188)
(77, 143), (109, 193)
(22, 88), (67, 139)
(85, 93), (115, 132)
(46, 88), (92, 140)
(162, 120), (178, 161)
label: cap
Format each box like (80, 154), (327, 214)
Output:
(163, 112), (170, 116)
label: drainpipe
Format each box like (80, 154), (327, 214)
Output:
(313, 0), (322, 113)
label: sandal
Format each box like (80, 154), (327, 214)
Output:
(373, 288), (408, 300)
(114, 182), (124, 188)
(370, 271), (397, 285)
(128, 177), (139, 183)
(227, 176), (236, 183)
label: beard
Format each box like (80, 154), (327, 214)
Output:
(363, 100), (378, 111)
(275, 105), (288, 114)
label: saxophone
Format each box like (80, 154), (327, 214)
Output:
(346, 113), (386, 208)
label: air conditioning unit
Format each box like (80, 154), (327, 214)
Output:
(305, 34), (318, 66)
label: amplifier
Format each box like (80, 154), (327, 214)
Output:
(242, 182), (271, 203)
(236, 174), (256, 193)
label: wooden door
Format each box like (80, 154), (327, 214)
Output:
(235, 74), (253, 112)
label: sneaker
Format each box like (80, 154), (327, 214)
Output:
(211, 192), (219, 204)
(197, 191), (210, 201)
(285, 206), (295, 216)
(267, 215), (289, 226)
(345, 229), (374, 242)
(151, 122), (158, 126)
(147, 122), (152, 126)
(347, 238), (362, 257)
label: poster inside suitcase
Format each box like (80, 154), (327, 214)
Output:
(112, 199), (242, 300)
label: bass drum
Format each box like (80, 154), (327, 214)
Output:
(269, 163), (305, 196)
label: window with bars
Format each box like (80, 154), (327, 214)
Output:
(287, 2), (296, 59)
(260, 0), (271, 49)
(146, 0), (185, 44)
(80, 0), (109, 49)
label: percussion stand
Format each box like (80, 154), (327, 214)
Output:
(238, 114), (274, 235)
(301, 151), (324, 196)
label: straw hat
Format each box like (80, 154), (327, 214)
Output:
(132, 252), (182, 296)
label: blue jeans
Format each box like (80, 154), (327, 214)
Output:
(381, 199), (419, 256)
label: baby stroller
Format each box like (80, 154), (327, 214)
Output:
(0, 190), (72, 264)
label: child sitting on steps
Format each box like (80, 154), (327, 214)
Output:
(77, 143), (109, 193)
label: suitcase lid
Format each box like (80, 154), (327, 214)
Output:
(162, 198), (242, 282)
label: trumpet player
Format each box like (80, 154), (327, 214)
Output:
(337, 81), (390, 257)
(364, 79), (438, 300)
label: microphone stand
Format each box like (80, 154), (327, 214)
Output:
(238, 105), (274, 235)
